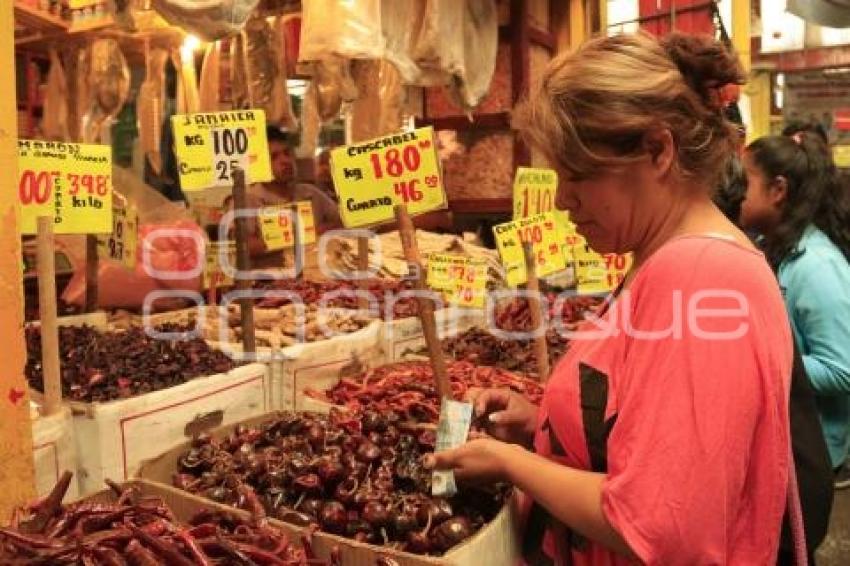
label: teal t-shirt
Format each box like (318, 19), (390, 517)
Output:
(778, 225), (850, 467)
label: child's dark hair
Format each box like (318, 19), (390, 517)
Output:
(747, 133), (850, 267)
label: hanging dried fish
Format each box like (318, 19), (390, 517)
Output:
(43, 47), (69, 141)
(198, 41), (222, 112)
(151, 0), (260, 41)
(229, 33), (249, 109)
(137, 48), (169, 175)
(171, 48), (200, 115)
(81, 39), (130, 143)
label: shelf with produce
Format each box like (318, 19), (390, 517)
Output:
(14, 2), (69, 35)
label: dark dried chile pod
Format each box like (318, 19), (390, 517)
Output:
(317, 458), (345, 486)
(417, 498), (452, 526)
(432, 516), (473, 551)
(356, 440), (381, 463)
(362, 500), (390, 527)
(292, 473), (322, 494)
(319, 501), (347, 534)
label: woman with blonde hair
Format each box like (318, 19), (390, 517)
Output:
(427, 32), (799, 564)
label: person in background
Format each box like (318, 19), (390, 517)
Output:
(249, 127), (341, 233)
(427, 32), (796, 564)
(237, 127), (342, 268)
(782, 120), (829, 146)
(741, 134), (850, 494)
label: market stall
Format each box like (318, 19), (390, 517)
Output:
(2, 0), (635, 562)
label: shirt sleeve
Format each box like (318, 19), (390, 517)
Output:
(599, 242), (790, 564)
(786, 251), (850, 395)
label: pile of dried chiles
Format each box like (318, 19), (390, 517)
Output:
(493, 294), (603, 332)
(306, 361), (544, 422)
(0, 472), (334, 565)
(26, 324), (237, 403)
(173, 411), (508, 555)
(440, 326), (568, 377)
(253, 279), (419, 318)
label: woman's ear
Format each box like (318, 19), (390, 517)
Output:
(769, 175), (788, 206)
(642, 129), (675, 178)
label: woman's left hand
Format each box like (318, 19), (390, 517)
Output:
(423, 438), (519, 484)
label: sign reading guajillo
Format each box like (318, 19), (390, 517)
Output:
(330, 127), (447, 227)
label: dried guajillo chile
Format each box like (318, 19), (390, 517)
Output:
(439, 326), (568, 378)
(493, 294), (603, 333)
(25, 324), (238, 403)
(172, 410), (508, 555)
(253, 278), (420, 318)
(306, 361), (544, 421)
(0, 472), (334, 565)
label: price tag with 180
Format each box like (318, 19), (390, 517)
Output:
(330, 126), (447, 227)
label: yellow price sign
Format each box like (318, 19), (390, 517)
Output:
(513, 167), (558, 219)
(574, 245), (633, 295)
(427, 253), (488, 308)
(833, 145), (850, 168)
(172, 110), (272, 191)
(258, 201), (317, 251)
(493, 212), (566, 287)
(330, 127), (447, 227)
(97, 204), (138, 268)
(17, 140), (113, 235)
(202, 241), (236, 289)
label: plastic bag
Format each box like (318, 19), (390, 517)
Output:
(298, 0), (384, 62)
(81, 39), (130, 143)
(60, 168), (203, 310)
(151, 0), (260, 41)
(243, 14), (297, 129)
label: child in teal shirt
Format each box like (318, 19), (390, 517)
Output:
(741, 133), (850, 470)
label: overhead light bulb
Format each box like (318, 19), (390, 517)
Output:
(181, 34), (201, 62)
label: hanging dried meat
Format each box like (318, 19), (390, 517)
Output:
(411, 0), (498, 112)
(151, 0), (260, 41)
(229, 34), (249, 109)
(350, 59), (404, 142)
(81, 39), (130, 143)
(198, 41), (222, 112)
(171, 49), (200, 115)
(242, 14), (297, 129)
(137, 48), (168, 175)
(42, 48), (69, 141)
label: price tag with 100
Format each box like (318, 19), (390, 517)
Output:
(172, 110), (271, 191)
(330, 127), (446, 227)
(17, 140), (113, 234)
(493, 212), (566, 287)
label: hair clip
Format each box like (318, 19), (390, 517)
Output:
(791, 132), (804, 145)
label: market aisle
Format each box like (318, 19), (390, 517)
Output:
(817, 488), (850, 565)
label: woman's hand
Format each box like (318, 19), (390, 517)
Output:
(467, 388), (539, 447)
(423, 438), (519, 483)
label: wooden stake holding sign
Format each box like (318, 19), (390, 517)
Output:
(85, 235), (98, 312)
(231, 168), (256, 354)
(357, 235), (370, 310)
(36, 217), (62, 417)
(394, 205), (451, 401)
(522, 243), (551, 382)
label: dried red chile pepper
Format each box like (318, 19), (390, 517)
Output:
(25, 324), (238, 403)
(172, 411), (507, 555)
(0, 472), (330, 565)
(307, 361), (543, 423)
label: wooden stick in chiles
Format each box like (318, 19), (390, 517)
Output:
(231, 167), (256, 354)
(523, 242), (551, 382)
(36, 216), (62, 416)
(85, 234), (98, 312)
(394, 204), (451, 401)
(290, 202), (302, 281)
(357, 235), (370, 310)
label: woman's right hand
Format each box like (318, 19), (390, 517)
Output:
(467, 388), (539, 447)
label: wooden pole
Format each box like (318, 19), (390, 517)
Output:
(523, 243), (550, 382)
(231, 168), (256, 353)
(0, 0), (36, 519)
(84, 234), (98, 311)
(394, 205), (451, 400)
(357, 235), (370, 310)
(36, 217), (62, 415)
(290, 203), (302, 281)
